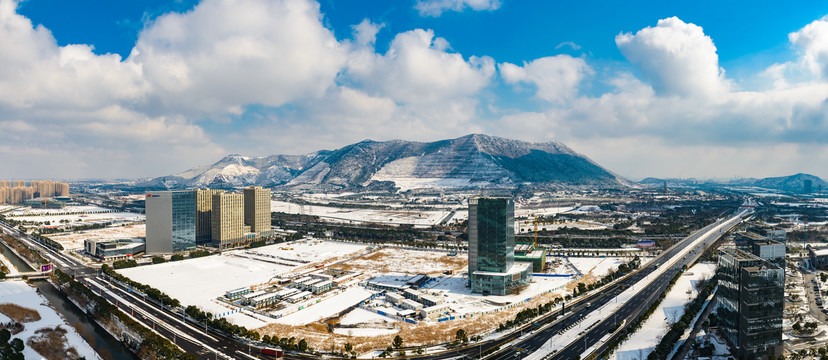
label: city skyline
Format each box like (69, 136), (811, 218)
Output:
(2, 0), (828, 180)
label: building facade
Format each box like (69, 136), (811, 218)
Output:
(146, 191), (197, 254)
(211, 192), (246, 248)
(716, 248), (784, 359)
(468, 197), (532, 296)
(195, 189), (224, 243)
(244, 186), (270, 233)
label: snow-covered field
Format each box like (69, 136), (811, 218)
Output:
(271, 200), (451, 226)
(569, 257), (627, 278)
(612, 263), (716, 360)
(0, 281), (99, 360)
(118, 240), (368, 328)
(50, 224), (146, 250)
(5, 205), (144, 224)
(274, 287), (373, 325)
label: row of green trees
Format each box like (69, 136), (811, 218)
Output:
(646, 277), (717, 359)
(101, 264), (180, 308)
(260, 334), (310, 352)
(52, 269), (192, 360)
(183, 305), (258, 340)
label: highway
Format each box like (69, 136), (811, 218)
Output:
(0, 204), (749, 360)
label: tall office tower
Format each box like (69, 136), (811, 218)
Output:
(55, 182), (69, 196)
(468, 197), (531, 296)
(145, 191), (197, 254)
(195, 189), (224, 242)
(716, 248), (784, 359)
(212, 192), (245, 249)
(243, 186), (270, 233)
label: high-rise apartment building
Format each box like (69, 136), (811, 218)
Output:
(468, 197), (531, 296)
(195, 189), (224, 242)
(0, 180), (69, 204)
(244, 186), (270, 233)
(716, 248), (784, 359)
(212, 192), (246, 249)
(145, 191), (197, 254)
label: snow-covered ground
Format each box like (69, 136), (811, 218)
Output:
(525, 214), (742, 360)
(5, 206), (144, 224)
(274, 287), (373, 325)
(613, 263), (716, 360)
(271, 200), (451, 226)
(50, 224), (146, 250)
(569, 257), (627, 278)
(0, 281), (100, 360)
(118, 240), (368, 328)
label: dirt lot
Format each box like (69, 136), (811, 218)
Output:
(27, 326), (82, 360)
(331, 248), (467, 275)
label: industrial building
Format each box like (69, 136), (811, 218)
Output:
(310, 280), (334, 294)
(84, 238), (145, 260)
(249, 292), (280, 308)
(385, 292), (404, 305)
(716, 248), (784, 359)
(145, 191), (197, 254)
(244, 186), (271, 233)
(468, 197), (532, 296)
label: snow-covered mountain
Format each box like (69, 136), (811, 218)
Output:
(142, 134), (628, 190)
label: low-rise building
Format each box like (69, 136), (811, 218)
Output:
(420, 304), (450, 320)
(400, 299), (423, 311)
(225, 287), (251, 301)
(250, 292), (280, 308)
(310, 280), (334, 294)
(84, 238), (145, 260)
(385, 293), (404, 305)
(420, 295), (441, 307)
(302, 279), (322, 291)
(242, 291), (266, 305)
(274, 288), (300, 299)
(810, 247), (828, 268)
(403, 289), (422, 301)
(287, 291), (312, 303)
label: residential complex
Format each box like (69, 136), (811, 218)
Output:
(716, 248), (784, 359)
(468, 197), (531, 296)
(0, 180), (69, 204)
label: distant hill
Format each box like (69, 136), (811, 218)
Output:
(744, 173), (827, 193)
(638, 173), (827, 193)
(142, 134), (630, 191)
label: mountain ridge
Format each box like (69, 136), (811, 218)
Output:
(142, 134), (629, 191)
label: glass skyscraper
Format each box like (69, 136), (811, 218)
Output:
(170, 190), (196, 252)
(469, 197), (531, 296)
(716, 248), (783, 359)
(146, 190), (196, 254)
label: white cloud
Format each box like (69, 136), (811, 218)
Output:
(131, 0), (345, 114)
(500, 55), (591, 103)
(346, 28), (495, 104)
(615, 17), (730, 98)
(789, 15), (828, 78)
(414, 0), (501, 17)
(555, 41), (581, 51)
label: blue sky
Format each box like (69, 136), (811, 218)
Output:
(3, 0), (828, 180)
